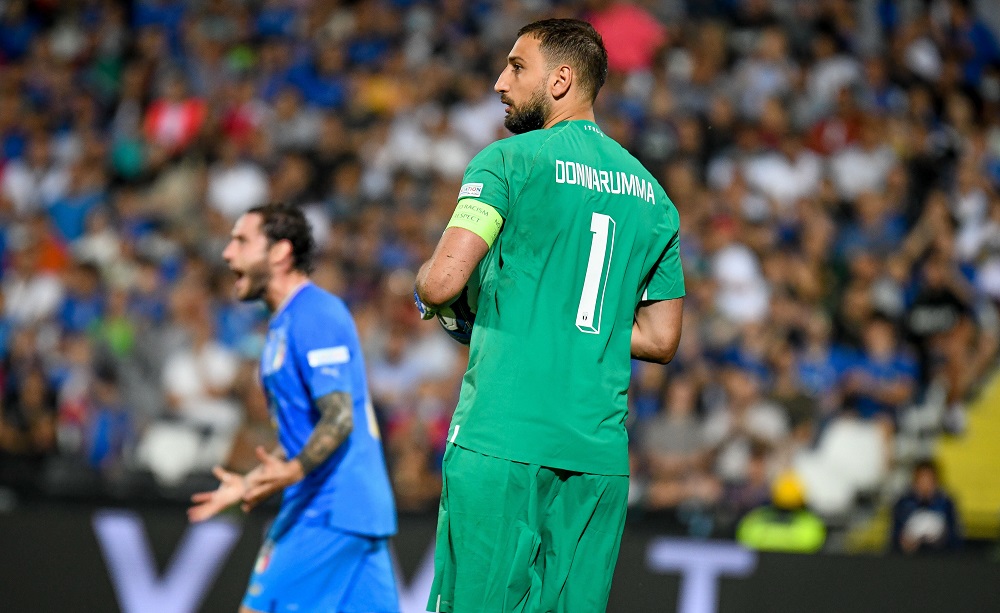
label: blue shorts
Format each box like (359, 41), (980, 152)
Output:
(242, 520), (399, 613)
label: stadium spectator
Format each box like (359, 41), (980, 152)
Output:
(386, 379), (451, 513)
(703, 366), (789, 485)
(720, 443), (773, 530)
(891, 460), (962, 554)
(804, 28), (861, 120)
(71, 208), (121, 271)
(0, 0), (40, 62)
(206, 137), (269, 220)
(219, 76), (270, 147)
(828, 115), (898, 201)
(125, 256), (168, 330)
(767, 336), (819, 445)
(835, 191), (907, 263)
(1, 133), (68, 215)
(108, 63), (149, 181)
(939, 0), (1000, 87)
(732, 26), (796, 120)
(970, 193), (1000, 299)
(449, 74), (508, 152)
(737, 471), (826, 553)
(54, 333), (100, 454)
(588, 0), (666, 73)
(93, 286), (135, 360)
(857, 55), (907, 116)
(368, 325), (426, 417)
(0, 363), (57, 486)
(160, 295), (241, 439)
(797, 310), (847, 415)
(46, 161), (107, 244)
(287, 43), (350, 111)
(223, 360), (278, 475)
(265, 86), (322, 154)
(2, 236), (64, 326)
(708, 215), (771, 325)
(637, 374), (720, 512)
(57, 261), (104, 335)
(806, 85), (863, 155)
(81, 365), (134, 473)
(742, 129), (823, 214)
(839, 314), (918, 433)
(0, 290), (12, 361)
(142, 72), (207, 154)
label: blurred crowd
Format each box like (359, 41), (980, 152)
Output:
(1, 0), (999, 549)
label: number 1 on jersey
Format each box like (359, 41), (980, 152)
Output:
(576, 212), (615, 334)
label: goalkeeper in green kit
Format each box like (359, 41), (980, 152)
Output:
(414, 18), (685, 613)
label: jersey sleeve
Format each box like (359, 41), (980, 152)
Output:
(290, 306), (354, 400)
(458, 141), (512, 218)
(642, 230), (686, 301)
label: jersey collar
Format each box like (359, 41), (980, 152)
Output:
(272, 280), (312, 318)
(552, 119), (603, 135)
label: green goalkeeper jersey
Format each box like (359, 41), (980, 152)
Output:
(449, 119), (684, 476)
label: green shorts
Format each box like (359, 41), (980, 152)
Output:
(427, 444), (628, 613)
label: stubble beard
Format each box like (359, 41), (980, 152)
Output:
(504, 86), (550, 134)
(237, 260), (271, 303)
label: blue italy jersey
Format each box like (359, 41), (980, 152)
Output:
(260, 283), (396, 538)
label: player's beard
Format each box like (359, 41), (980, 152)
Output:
(236, 259), (271, 302)
(503, 85), (550, 134)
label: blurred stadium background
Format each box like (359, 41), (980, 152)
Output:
(2, 0), (1000, 611)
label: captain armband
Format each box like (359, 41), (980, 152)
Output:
(446, 199), (504, 248)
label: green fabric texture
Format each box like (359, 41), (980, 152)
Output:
(428, 444), (629, 613)
(449, 120), (685, 475)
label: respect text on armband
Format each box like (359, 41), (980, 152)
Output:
(447, 199), (503, 246)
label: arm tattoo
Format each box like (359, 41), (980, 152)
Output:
(296, 391), (353, 475)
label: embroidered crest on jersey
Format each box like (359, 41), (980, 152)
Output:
(262, 327), (288, 375)
(254, 539), (275, 574)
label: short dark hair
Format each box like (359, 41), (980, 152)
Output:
(517, 18), (608, 102)
(913, 459), (939, 479)
(247, 202), (315, 274)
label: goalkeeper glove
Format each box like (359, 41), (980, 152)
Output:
(414, 287), (437, 320)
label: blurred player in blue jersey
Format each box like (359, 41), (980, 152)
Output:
(188, 202), (399, 613)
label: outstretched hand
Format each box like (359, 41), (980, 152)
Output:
(188, 466), (246, 523)
(241, 446), (305, 512)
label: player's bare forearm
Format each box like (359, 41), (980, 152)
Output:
(296, 391), (353, 474)
(415, 261), (438, 305)
(631, 330), (675, 364)
(241, 395), (353, 511)
(631, 298), (684, 364)
(416, 227), (489, 306)
(416, 255), (464, 308)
